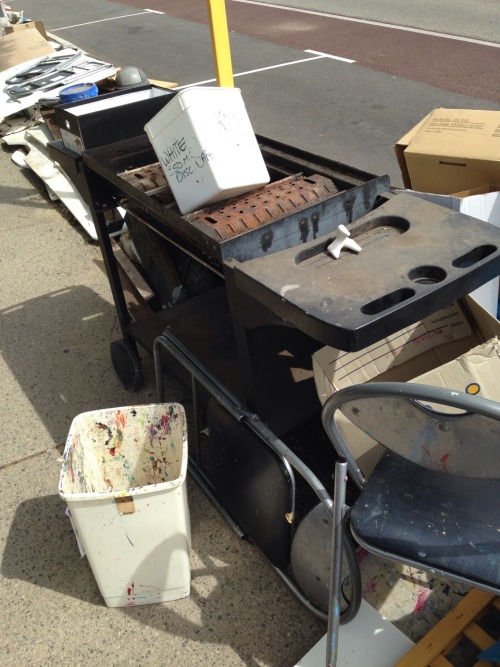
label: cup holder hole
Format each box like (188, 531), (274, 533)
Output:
(361, 288), (415, 315)
(370, 215), (410, 233)
(453, 245), (496, 268)
(409, 266), (447, 284)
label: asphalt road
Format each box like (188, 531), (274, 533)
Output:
(236, 0), (500, 43)
(15, 0), (500, 184)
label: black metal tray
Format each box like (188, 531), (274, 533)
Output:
(225, 193), (500, 351)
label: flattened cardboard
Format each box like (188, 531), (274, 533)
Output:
(4, 20), (48, 40)
(148, 78), (178, 89)
(395, 109), (500, 194)
(0, 27), (54, 70)
(313, 296), (500, 476)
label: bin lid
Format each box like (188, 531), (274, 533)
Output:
(144, 86), (243, 139)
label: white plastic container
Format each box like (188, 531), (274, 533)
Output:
(144, 86), (270, 214)
(59, 402), (190, 608)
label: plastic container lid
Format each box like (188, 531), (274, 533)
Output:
(59, 82), (99, 104)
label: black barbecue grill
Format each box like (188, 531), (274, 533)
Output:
(80, 133), (500, 619)
(81, 135), (390, 426)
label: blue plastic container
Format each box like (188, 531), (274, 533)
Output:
(59, 82), (99, 104)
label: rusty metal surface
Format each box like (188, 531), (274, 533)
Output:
(118, 162), (168, 194)
(83, 134), (388, 264)
(185, 174), (339, 241)
(117, 166), (340, 241)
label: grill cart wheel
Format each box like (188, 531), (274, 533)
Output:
(110, 339), (144, 391)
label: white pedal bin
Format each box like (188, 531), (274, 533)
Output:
(59, 402), (191, 607)
(144, 86), (270, 214)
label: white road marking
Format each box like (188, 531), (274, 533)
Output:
(305, 49), (355, 63)
(51, 10), (163, 32)
(175, 53), (337, 88)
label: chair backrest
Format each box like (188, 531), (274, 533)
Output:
(321, 382), (500, 481)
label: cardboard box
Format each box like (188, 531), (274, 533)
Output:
(4, 20), (48, 40)
(415, 336), (500, 401)
(313, 296), (500, 476)
(55, 85), (177, 154)
(395, 109), (500, 194)
(394, 112), (430, 189)
(0, 25), (54, 70)
(395, 186), (500, 317)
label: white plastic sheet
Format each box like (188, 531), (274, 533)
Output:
(0, 48), (115, 122)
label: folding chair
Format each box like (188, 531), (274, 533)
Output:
(321, 382), (500, 667)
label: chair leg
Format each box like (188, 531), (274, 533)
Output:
(326, 459), (348, 667)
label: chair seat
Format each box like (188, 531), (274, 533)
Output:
(350, 452), (500, 593)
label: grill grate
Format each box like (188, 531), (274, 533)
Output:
(118, 163), (169, 195)
(118, 164), (338, 241)
(187, 174), (339, 240)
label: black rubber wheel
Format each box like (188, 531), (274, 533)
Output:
(110, 339), (144, 391)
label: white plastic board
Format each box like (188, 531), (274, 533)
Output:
(4, 124), (97, 239)
(295, 600), (414, 667)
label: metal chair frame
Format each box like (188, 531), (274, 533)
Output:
(321, 381), (500, 667)
(153, 330), (362, 624)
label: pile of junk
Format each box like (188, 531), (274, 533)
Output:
(3, 12), (500, 667)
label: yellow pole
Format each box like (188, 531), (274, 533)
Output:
(206, 0), (234, 87)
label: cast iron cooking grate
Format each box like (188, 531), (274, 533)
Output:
(186, 173), (339, 240)
(118, 162), (170, 195)
(117, 164), (338, 241)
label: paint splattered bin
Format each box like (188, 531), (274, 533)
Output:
(59, 403), (190, 608)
